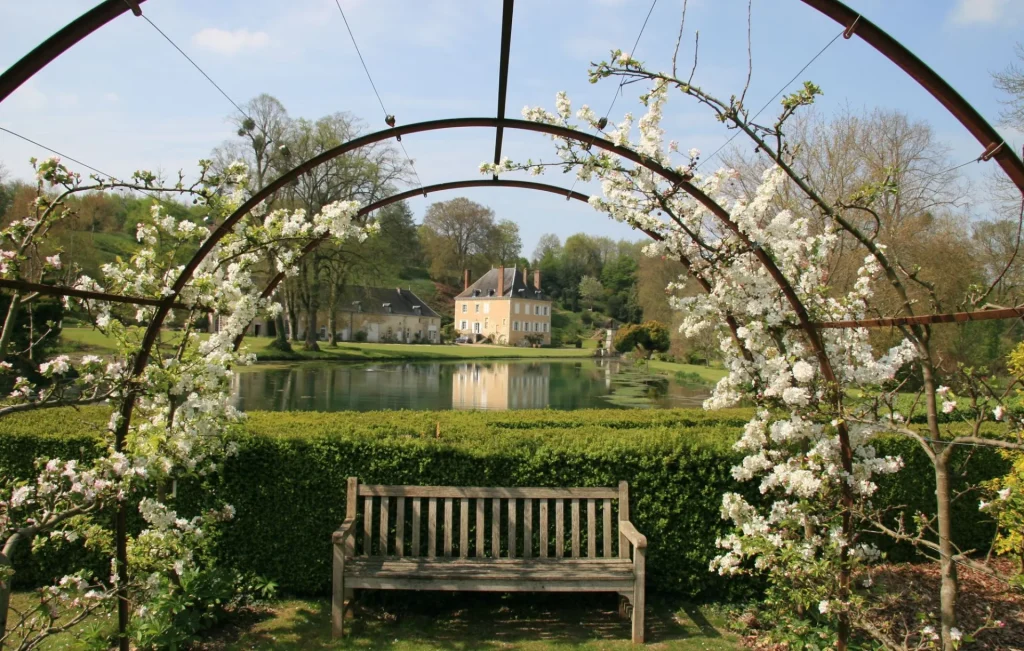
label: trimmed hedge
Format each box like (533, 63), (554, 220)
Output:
(0, 407), (1011, 599)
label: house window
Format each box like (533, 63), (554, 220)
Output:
(513, 321), (520, 331)
(484, 303), (490, 314)
(475, 303), (480, 313)
(461, 304), (467, 313)
(473, 322), (481, 334)
(543, 323), (548, 333)
(543, 306), (548, 316)
(534, 306), (539, 315)
(484, 318), (489, 329)
(514, 302), (520, 314)
(460, 320), (467, 330)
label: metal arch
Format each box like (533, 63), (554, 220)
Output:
(3, 0), (1021, 191)
(259, 178), (591, 304)
(0, 0), (145, 103)
(492, 0), (515, 180)
(236, 179), (591, 350)
(800, 0), (1024, 190)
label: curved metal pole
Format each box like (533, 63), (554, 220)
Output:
(800, 0), (1024, 192)
(234, 178), (757, 364)
(0, 0), (144, 103)
(4, 0), (1020, 194)
(248, 179), (590, 323)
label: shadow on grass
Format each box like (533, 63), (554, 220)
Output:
(203, 592), (736, 650)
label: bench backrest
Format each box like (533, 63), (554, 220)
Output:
(345, 477), (631, 560)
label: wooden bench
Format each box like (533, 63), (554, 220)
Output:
(332, 477), (648, 643)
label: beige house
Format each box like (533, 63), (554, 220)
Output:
(454, 267), (552, 346)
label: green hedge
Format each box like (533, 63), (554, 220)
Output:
(0, 407), (1011, 599)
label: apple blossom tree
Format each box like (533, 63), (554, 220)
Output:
(481, 48), (1022, 650)
(0, 156), (371, 649)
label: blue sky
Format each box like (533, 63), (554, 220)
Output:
(2, 0), (1023, 258)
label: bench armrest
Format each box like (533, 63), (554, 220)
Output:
(332, 518), (357, 544)
(619, 520), (647, 549)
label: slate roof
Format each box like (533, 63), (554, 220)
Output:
(456, 268), (548, 301)
(339, 286), (441, 318)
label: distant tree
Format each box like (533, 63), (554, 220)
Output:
(613, 320), (670, 361)
(994, 43), (1024, 128)
(377, 201), (422, 270)
(420, 198), (495, 284)
(490, 219), (522, 265)
(578, 275), (604, 310)
(532, 233), (561, 264)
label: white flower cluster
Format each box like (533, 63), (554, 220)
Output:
(1, 157), (374, 635)
(495, 83), (920, 619)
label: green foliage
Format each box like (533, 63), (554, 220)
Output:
(0, 407), (1011, 603)
(871, 435), (1011, 562)
(0, 294), (63, 391)
(614, 321), (670, 359)
(980, 451), (1024, 583)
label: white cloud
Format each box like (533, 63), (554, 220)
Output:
(191, 28), (270, 56)
(948, 0), (1010, 25)
(103, 92), (119, 103)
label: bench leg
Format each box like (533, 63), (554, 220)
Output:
(332, 543), (345, 638)
(618, 594), (631, 618)
(632, 548), (646, 643)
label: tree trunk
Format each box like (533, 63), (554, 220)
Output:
(0, 546), (13, 647)
(286, 286), (299, 343)
(935, 453), (958, 651)
(921, 355), (957, 651)
(328, 284), (339, 347)
(304, 305), (319, 351)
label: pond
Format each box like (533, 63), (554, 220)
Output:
(230, 359), (711, 412)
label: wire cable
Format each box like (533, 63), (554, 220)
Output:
(568, 0), (658, 195)
(332, 0), (425, 191)
(1, 126), (177, 205)
(123, 1), (250, 119)
(696, 27), (845, 171)
(1, 126), (116, 180)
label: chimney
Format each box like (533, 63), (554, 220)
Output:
(534, 269), (541, 292)
(463, 269), (470, 290)
(497, 266), (505, 297)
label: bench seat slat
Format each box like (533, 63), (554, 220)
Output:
(359, 485), (618, 499)
(346, 557), (635, 582)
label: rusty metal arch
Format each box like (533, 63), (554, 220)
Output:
(237, 178), (592, 348)
(2, 0), (1021, 192)
(1, 2), (1020, 648)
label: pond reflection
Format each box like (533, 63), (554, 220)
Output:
(230, 359), (710, 412)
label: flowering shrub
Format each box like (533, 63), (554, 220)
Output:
(481, 61), (933, 646)
(0, 156), (370, 647)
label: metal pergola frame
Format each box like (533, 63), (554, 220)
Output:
(3, 2), (1024, 648)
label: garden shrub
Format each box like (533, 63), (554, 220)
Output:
(0, 407), (1010, 599)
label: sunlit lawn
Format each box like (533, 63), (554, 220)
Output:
(57, 327), (595, 362)
(648, 359), (727, 384)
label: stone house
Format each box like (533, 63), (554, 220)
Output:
(237, 286), (442, 343)
(454, 267), (552, 346)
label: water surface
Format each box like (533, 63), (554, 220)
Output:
(230, 359), (710, 412)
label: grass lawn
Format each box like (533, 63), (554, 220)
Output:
(648, 360), (727, 384)
(8, 592), (743, 650)
(205, 593), (744, 650)
(57, 328), (595, 362)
